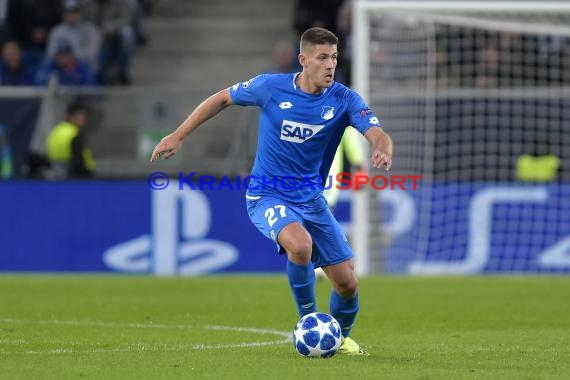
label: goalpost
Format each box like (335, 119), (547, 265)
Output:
(352, 1), (570, 275)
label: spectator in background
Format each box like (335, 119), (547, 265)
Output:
(337, 0), (353, 85)
(476, 42), (500, 88)
(268, 40), (297, 74)
(6, 0), (63, 66)
(138, 0), (158, 17)
(293, 0), (344, 37)
(36, 43), (95, 86)
(0, 0), (11, 44)
(516, 133), (560, 182)
(0, 40), (36, 85)
(293, 0), (346, 82)
(92, 0), (135, 85)
(81, 0), (146, 47)
(46, 101), (95, 178)
(0, 122), (12, 179)
(129, 0), (149, 46)
(47, 0), (101, 73)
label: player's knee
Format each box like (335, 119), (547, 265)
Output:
(336, 276), (358, 298)
(286, 239), (312, 264)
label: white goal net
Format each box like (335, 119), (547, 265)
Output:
(352, 1), (570, 275)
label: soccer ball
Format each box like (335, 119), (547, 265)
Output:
(293, 312), (342, 358)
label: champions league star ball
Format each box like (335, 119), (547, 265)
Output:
(293, 312), (342, 358)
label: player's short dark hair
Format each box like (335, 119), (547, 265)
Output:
(66, 101), (89, 117)
(300, 27), (339, 51)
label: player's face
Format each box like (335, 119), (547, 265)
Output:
(301, 44), (338, 89)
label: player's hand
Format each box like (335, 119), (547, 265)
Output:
(371, 149), (392, 171)
(365, 127), (393, 171)
(150, 133), (183, 162)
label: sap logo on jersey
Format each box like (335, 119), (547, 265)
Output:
(281, 120), (324, 143)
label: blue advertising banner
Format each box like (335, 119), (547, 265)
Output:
(379, 184), (570, 274)
(0, 180), (282, 273)
(1, 181), (568, 274)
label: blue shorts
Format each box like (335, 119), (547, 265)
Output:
(245, 194), (353, 268)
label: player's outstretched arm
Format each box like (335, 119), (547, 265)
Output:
(365, 127), (393, 171)
(150, 88), (234, 162)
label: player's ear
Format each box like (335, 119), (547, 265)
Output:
(298, 52), (306, 68)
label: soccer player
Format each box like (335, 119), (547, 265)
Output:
(151, 27), (392, 355)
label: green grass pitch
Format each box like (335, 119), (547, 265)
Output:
(0, 275), (568, 379)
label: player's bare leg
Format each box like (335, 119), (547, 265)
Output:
(278, 222), (312, 264)
(322, 259), (369, 355)
(278, 223), (317, 316)
(322, 258), (358, 297)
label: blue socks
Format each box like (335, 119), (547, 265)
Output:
(330, 290), (359, 338)
(286, 260), (360, 337)
(286, 260), (316, 317)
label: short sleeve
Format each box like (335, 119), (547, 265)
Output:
(346, 90), (382, 135)
(229, 74), (272, 107)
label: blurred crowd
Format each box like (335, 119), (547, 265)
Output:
(0, 0), (156, 86)
(286, 1), (564, 182)
(0, 0), (564, 181)
(271, 0), (353, 84)
(289, 2), (570, 90)
(434, 27), (570, 88)
(367, 20), (570, 89)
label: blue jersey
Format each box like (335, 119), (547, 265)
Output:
(229, 73), (381, 203)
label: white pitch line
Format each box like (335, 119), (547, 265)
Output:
(0, 339), (28, 345)
(1, 339), (291, 355)
(0, 317), (291, 355)
(0, 318), (196, 330)
(204, 325), (290, 338)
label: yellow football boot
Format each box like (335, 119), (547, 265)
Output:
(338, 337), (369, 356)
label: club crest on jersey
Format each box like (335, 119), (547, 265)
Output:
(281, 120), (324, 143)
(321, 106), (335, 121)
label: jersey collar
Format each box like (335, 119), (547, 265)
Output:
(292, 72), (329, 95)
